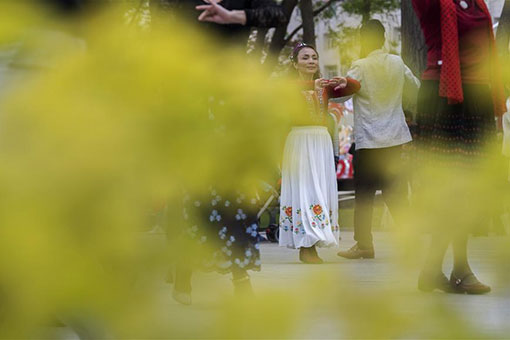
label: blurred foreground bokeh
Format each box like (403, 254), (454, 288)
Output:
(0, 2), (509, 339)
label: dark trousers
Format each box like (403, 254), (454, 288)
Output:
(353, 145), (409, 249)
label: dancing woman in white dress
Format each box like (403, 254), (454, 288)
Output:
(279, 43), (360, 263)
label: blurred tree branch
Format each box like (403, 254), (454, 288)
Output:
(401, 0), (426, 77)
(496, 0), (510, 92)
(266, 0), (299, 65)
(300, 0), (316, 44)
(283, 0), (344, 46)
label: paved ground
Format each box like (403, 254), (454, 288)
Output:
(142, 230), (510, 339)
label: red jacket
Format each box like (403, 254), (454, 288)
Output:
(299, 78), (361, 100)
(412, 0), (505, 116)
(298, 78), (361, 126)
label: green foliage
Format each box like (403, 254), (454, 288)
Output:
(341, 0), (400, 19)
(314, 0), (337, 20)
(321, 0), (401, 69)
(328, 24), (359, 71)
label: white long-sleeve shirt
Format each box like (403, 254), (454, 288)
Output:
(346, 49), (420, 150)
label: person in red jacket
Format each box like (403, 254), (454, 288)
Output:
(412, 0), (505, 294)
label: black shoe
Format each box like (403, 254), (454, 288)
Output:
(450, 272), (491, 295)
(418, 271), (453, 293)
(232, 276), (254, 297)
(337, 243), (374, 259)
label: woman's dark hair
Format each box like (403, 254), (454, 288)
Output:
(290, 42), (321, 80)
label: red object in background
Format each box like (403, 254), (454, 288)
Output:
(328, 101), (344, 122)
(336, 154), (353, 179)
(412, 0), (505, 116)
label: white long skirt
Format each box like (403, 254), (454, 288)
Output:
(279, 126), (339, 249)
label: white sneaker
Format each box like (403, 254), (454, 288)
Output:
(172, 289), (192, 305)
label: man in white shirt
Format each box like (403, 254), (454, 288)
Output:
(337, 20), (420, 259)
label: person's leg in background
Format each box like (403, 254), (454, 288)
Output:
(450, 231), (491, 293)
(380, 145), (411, 231)
(170, 196), (198, 305)
(418, 230), (453, 292)
(231, 267), (253, 296)
(338, 148), (377, 259)
(173, 260), (193, 305)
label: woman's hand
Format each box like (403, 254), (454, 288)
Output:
(314, 78), (329, 91)
(328, 77), (347, 91)
(196, 1), (247, 25)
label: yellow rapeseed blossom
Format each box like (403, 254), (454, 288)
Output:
(0, 2), (509, 339)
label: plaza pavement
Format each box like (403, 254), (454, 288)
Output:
(151, 230), (510, 339)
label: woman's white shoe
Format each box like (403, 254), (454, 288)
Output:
(172, 289), (192, 305)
